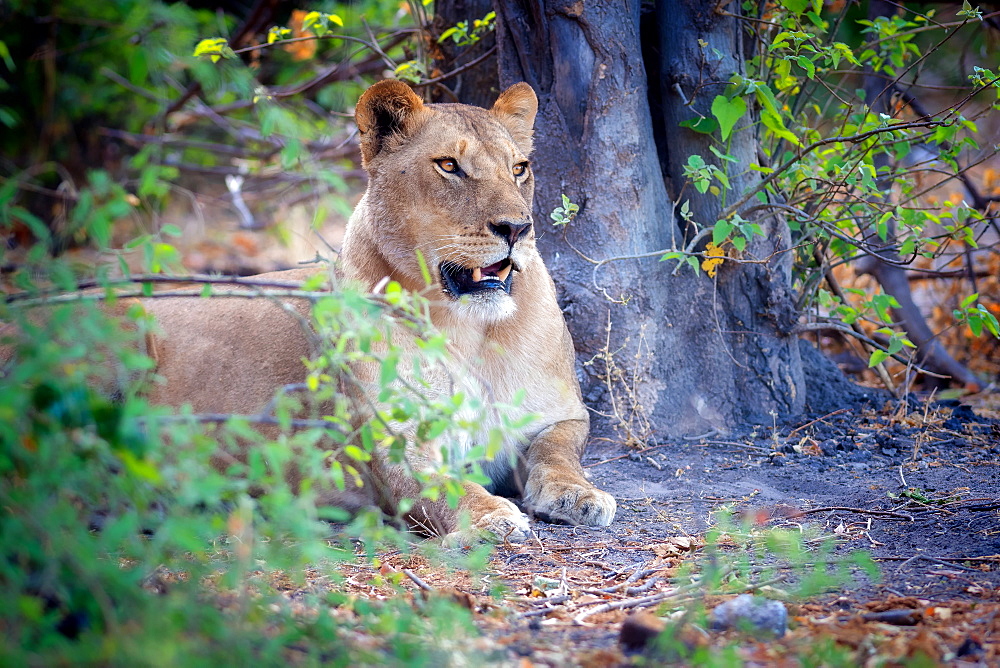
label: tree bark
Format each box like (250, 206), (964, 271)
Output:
(485, 0), (805, 438)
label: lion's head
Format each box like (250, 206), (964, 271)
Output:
(346, 80), (540, 321)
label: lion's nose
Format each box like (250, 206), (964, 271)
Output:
(489, 221), (532, 248)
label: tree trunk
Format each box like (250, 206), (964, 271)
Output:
(480, 0), (804, 439)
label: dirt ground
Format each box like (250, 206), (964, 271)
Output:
(340, 385), (1000, 666)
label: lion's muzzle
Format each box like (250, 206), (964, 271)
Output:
(440, 257), (517, 298)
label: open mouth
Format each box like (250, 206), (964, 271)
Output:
(440, 258), (516, 297)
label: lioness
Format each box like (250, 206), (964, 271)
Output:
(5, 81), (617, 541)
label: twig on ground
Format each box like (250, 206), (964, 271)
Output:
(891, 555), (991, 573)
(798, 506), (914, 520)
(583, 443), (672, 468)
(582, 564), (659, 595)
(874, 555), (1000, 563)
(573, 589), (692, 625)
(625, 577), (663, 595)
(514, 595), (573, 619)
(787, 409), (850, 437)
(402, 569), (433, 592)
(701, 440), (772, 452)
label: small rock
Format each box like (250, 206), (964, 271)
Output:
(875, 432), (896, 448)
(880, 446), (898, 457)
(955, 635), (985, 660)
(942, 417), (965, 432)
(820, 441), (838, 457)
(952, 405), (977, 422)
(619, 612), (666, 652)
(710, 594), (787, 638)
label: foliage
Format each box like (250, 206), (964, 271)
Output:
(438, 10), (496, 47)
(638, 510), (879, 665)
(0, 0), (421, 260)
(0, 3), (529, 660)
(0, 253), (515, 661)
(667, 1), (1000, 377)
(549, 193), (580, 227)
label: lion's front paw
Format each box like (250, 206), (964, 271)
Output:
(443, 496), (531, 547)
(524, 479), (617, 527)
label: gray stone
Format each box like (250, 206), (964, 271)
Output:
(710, 594), (787, 638)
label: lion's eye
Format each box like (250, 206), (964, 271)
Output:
(435, 158), (460, 174)
(513, 162), (529, 177)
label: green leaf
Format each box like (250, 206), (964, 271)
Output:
(796, 55), (816, 79)
(713, 219), (734, 245)
(761, 111), (800, 146)
(876, 211), (892, 241)
(345, 445), (372, 462)
(887, 336), (903, 355)
(711, 95), (747, 142)
(118, 450), (162, 483)
(982, 309), (1000, 337)
(868, 350), (889, 367)
(679, 116), (719, 134)
(712, 167), (731, 190)
(709, 145), (739, 163)
(0, 40), (14, 71)
(899, 236), (916, 256)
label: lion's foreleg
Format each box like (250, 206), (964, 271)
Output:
(368, 460), (530, 544)
(521, 419), (617, 526)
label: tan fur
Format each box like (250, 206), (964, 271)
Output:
(3, 81), (617, 542)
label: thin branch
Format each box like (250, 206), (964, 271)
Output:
(720, 118), (951, 222)
(858, 11), (1000, 52)
(4, 273), (333, 304)
(411, 45), (498, 88)
(793, 322), (948, 379)
(99, 67), (168, 103)
(134, 412), (345, 432)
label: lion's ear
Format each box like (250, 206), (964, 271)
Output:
(355, 79), (425, 165)
(491, 83), (538, 154)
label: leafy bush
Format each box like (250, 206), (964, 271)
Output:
(0, 2), (532, 661)
(0, 262), (521, 663)
(663, 1), (1000, 386)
